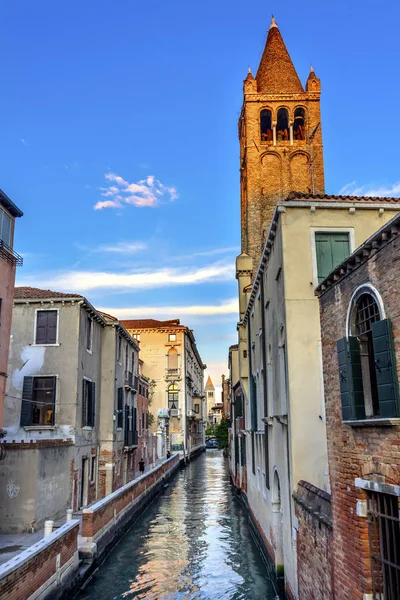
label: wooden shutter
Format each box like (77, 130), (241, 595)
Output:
(82, 380), (88, 426)
(315, 233), (350, 283)
(250, 377), (257, 431)
(372, 319), (400, 418)
(117, 387), (123, 428)
(48, 376), (57, 425)
(337, 336), (365, 420)
(36, 310), (57, 344)
(89, 382), (96, 427)
(20, 376), (34, 426)
(36, 312), (47, 344)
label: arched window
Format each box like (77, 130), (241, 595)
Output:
(168, 384), (179, 410)
(294, 107), (306, 140)
(167, 347), (178, 372)
(260, 109), (273, 142)
(349, 293), (381, 418)
(339, 287), (400, 422)
(276, 108), (289, 141)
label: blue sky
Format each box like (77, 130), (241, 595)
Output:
(2, 0), (400, 393)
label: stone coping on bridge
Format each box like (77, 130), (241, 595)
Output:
(0, 520), (80, 600)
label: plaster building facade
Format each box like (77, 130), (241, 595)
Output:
(0, 190), (23, 428)
(121, 319), (206, 458)
(316, 214), (400, 600)
(232, 17), (400, 599)
(0, 289), (146, 533)
(1, 287), (105, 532)
(97, 311), (140, 497)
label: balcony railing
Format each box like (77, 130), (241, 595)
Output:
(0, 240), (23, 267)
(124, 372), (138, 392)
(124, 428), (138, 448)
(165, 368), (181, 380)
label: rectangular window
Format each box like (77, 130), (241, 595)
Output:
(117, 387), (124, 428)
(82, 379), (95, 427)
(133, 333), (140, 341)
(86, 317), (92, 351)
(367, 491), (400, 599)
(315, 232), (350, 283)
(0, 207), (12, 247)
(20, 376), (56, 426)
(194, 403), (200, 414)
(169, 333), (177, 342)
(35, 310), (57, 345)
(90, 456), (96, 483)
(131, 351), (135, 373)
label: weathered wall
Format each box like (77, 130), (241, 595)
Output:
(0, 442), (73, 532)
(318, 232), (400, 599)
(294, 481), (333, 600)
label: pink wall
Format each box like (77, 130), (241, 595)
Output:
(0, 259), (17, 427)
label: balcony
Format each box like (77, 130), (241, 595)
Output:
(124, 428), (138, 448)
(165, 368), (181, 381)
(124, 372), (138, 392)
(0, 240), (23, 267)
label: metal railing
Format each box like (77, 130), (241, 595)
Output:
(0, 240), (23, 266)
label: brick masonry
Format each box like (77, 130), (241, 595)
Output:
(0, 521), (79, 600)
(294, 481), (333, 600)
(317, 231), (400, 599)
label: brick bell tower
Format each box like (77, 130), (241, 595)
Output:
(239, 17), (325, 269)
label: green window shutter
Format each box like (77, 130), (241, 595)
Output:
(337, 336), (365, 420)
(315, 233), (350, 283)
(90, 382), (96, 427)
(371, 319), (400, 418)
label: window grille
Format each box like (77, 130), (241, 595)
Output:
(367, 491), (400, 599)
(355, 293), (380, 336)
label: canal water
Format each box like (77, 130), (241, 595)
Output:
(78, 451), (277, 600)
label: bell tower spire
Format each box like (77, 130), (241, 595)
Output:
(238, 18), (325, 271)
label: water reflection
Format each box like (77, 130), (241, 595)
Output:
(79, 451), (276, 600)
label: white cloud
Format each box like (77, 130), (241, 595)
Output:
(21, 138), (28, 146)
(95, 242), (147, 254)
(339, 181), (400, 197)
(94, 172), (178, 210)
(18, 261), (235, 292)
(97, 298), (238, 319)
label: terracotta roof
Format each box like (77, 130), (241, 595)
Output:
(121, 318), (182, 330)
(14, 287), (83, 300)
(256, 19), (304, 94)
(286, 192), (400, 204)
(98, 311), (118, 321)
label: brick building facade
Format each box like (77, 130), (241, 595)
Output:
(317, 214), (400, 599)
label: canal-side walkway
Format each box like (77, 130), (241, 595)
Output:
(78, 451), (278, 600)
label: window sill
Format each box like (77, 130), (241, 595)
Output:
(344, 418), (400, 427)
(24, 425), (56, 431)
(31, 343), (60, 347)
(86, 349), (93, 355)
(82, 426), (93, 431)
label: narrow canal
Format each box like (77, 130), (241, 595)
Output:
(78, 451), (277, 600)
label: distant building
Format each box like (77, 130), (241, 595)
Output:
(121, 319), (206, 459)
(316, 214), (400, 600)
(228, 344), (246, 492)
(0, 190), (23, 428)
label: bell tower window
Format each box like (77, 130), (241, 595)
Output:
(260, 109), (273, 142)
(294, 107), (306, 140)
(277, 108), (289, 141)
